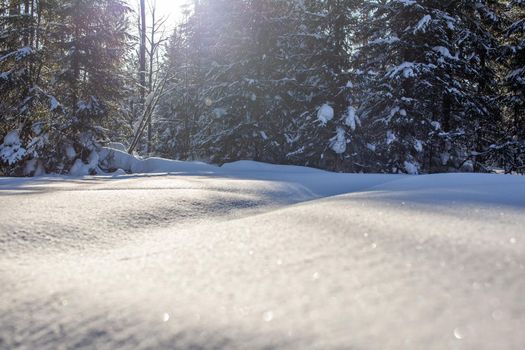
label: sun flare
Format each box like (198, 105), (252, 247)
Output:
(152, 0), (189, 22)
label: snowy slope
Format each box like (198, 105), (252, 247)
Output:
(0, 161), (524, 350)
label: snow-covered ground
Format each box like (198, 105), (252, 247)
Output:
(1, 160), (524, 349)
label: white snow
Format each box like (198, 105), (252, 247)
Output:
(368, 36), (400, 45)
(64, 144), (77, 160)
(22, 158), (45, 176)
(213, 107), (228, 118)
(16, 46), (32, 59)
(49, 96), (59, 111)
(2, 130), (21, 145)
(404, 160), (419, 174)
(386, 106), (406, 121)
(414, 139), (424, 153)
(386, 130), (396, 145)
(441, 151), (450, 165)
(387, 62), (416, 78)
(0, 130), (26, 165)
(433, 46), (459, 60)
(107, 142), (127, 152)
(414, 15), (432, 33)
(69, 149), (100, 176)
(344, 106), (359, 131)
(330, 126), (347, 154)
(98, 147), (215, 175)
(317, 104), (334, 125)
(0, 47), (32, 62)
(396, 0), (416, 5)
(1, 161), (524, 350)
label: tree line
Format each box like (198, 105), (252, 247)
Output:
(1, 0), (524, 176)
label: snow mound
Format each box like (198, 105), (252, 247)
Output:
(69, 150), (100, 176)
(98, 147), (217, 175)
(221, 160), (324, 174)
(1, 167), (524, 350)
(107, 142), (127, 152)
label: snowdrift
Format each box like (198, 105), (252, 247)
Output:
(98, 147), (217, 175)
(1, 163), (524, 350)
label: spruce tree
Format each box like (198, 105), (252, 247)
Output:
(0, 0), (53, 175)
(1, 0), (131, 175)
(501, 0), (525, 172)
(354, 0), (501, 174)
(286, 0), (364, 171)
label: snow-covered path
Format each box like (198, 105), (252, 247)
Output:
(1, 164), (524, 349)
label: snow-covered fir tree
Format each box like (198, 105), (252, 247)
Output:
(153, 16), (207, 160)
(353, 0), (502, 174)
(45, 0), (130, 174)
(189, 0), (292, 164)
(285, 0), (365, 171)
(500, 0), (525, 172)
(0, 0), (49, 175)
(0, 0), (130, 175)
(158, 0), (308, 164)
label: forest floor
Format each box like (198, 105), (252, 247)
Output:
(1, 161), (524, 349)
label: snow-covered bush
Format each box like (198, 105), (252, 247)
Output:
(0, 131), (26, 166)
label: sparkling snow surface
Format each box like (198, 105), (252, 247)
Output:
(1, 161), (524, 350)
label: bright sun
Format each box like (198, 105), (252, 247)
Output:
(152, 0), (190, 22)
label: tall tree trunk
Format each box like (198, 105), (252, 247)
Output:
(72, 24), (80, 113)
(22, 0), (30, 46)
(147, 4), (155, 155)
(139, 0), (147, 153)
(34, 0), (43, 86)
(8, 0), (19, 16)
(139, 0), (146, 102)
(442, 93), (451, 133)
